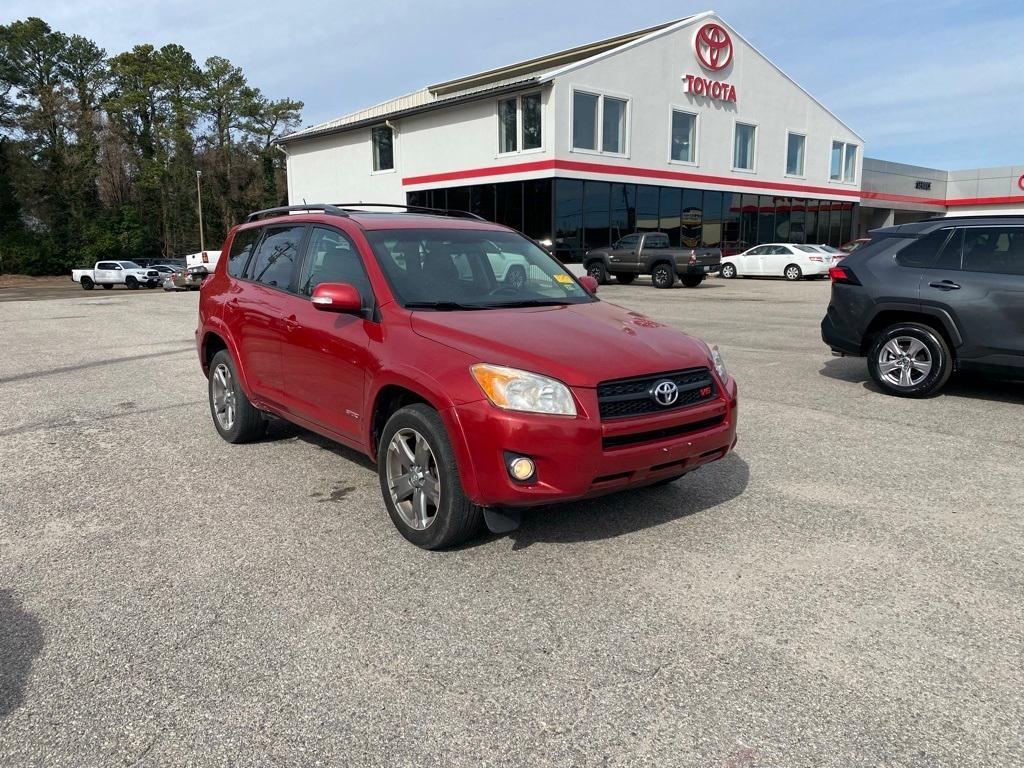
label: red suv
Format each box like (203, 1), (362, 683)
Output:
(197, 204), (738, 549)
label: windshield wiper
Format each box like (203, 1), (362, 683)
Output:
(403, 301), (489, 311)
(478, 299), (575, 308)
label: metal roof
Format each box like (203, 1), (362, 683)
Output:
(279, 16), (690, 144)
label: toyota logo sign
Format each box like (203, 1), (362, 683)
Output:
(694, 22), (733, 72)
(651, 380), (680, 407)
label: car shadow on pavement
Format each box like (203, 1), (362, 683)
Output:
(504, 453), (750, 549)
(819, 357), (1024, 404)
(0, 590), (44, 718)
(262, 418), (378, 471)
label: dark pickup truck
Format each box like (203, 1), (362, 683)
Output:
(584, 232), (721, 288)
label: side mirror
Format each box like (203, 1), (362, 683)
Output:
(311, 282), (362, 313)
(579, 275), (599, 295)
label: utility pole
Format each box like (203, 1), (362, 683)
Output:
(196, 170), (205, 251)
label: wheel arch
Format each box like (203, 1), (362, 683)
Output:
(862, 307), (962, 357)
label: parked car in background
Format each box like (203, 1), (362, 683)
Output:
(584, 232), (721, 288)
(186, 250), (222, 273)
(809, 244), (846, 266)
(149, 264), (178, 277)
(163, 265), (209, 291)
(198, 204), (738, 549)
(840, 238), (871, 254)
(71, 261), (161, 290)
(719, 243), (830, 281)
(822, 216), (1024, 397)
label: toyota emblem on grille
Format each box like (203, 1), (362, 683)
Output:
(651, 380), (679, 406)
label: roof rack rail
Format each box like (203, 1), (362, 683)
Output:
(246, 204), (350, 222)
(333, 202), (486, 221)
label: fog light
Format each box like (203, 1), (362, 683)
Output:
(507, 456), (536, 482)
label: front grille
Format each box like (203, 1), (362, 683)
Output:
(597, 367), (716, 419)
(146, 270), (158, 277)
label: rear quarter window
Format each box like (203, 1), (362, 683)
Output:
(227, 228), (262, 278)
(894, 229), (955, 268)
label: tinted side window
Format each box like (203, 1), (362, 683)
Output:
(97, 262), (117, 270)
(298, 227), (372, 306)
(646, 234), (669, 249)
(228, 227), (261, 278)
(618, 235), (639, 249)
(895, 229), (954, 268)
(247, 225), (305, 289)
(962, 227), (1024, 276)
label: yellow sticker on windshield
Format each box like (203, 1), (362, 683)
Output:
(553, 273), (573, 284)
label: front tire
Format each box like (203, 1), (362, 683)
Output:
(125, 276), (139, 290)
(208, 350), (267, 443)
(586, 261), (608, 285)
(378, 404), (484, 550)
(867, 323), (952, 398)
(651, 263), (675, 289)
(681, 274), (705, 288)
(784, 264), (803, 281)
(720, 262), (737, 279)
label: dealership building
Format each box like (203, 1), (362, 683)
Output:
(279, 11), (1024, 259)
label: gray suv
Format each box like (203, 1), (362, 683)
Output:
(821, 216), (1024, 397)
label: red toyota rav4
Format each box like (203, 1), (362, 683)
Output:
(197, 204), (738, 549)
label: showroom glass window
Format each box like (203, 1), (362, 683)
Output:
(671, 110), (696, 163)
(372, 125), (394, 171)
(786, 133), (805, 176)
(681, 189), (703, 248)
(734, 123), (756, 170)
(831, 141), (858, 182)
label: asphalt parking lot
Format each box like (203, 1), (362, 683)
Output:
(1, 276), (1022, 767)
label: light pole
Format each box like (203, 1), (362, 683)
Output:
(196, 169), (205, 251)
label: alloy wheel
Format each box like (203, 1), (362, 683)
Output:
(877, 336), (932, 388)
(386, 428), (441, 530)
(211, 362), (237, 430)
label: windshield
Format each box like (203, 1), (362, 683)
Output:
(365, 228), (596, 310)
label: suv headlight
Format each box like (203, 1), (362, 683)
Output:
(471, 364), (577, 416)
(710, 345), (728, 381)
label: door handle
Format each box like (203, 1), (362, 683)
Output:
(928, 280), (960, 291)
(282, 314), (300, 330)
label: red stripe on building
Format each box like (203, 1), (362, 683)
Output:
(402, 160), (1024, 209)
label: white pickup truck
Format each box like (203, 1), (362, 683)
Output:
(185, 250), (222, 272)
(71, 261), (162, 290)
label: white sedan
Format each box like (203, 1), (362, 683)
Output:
(719, 243), (831, 281)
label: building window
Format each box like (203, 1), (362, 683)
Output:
(572, 91), (628, 155)
(602, 97), (627, 154)
(671, 110), (696, 163)
(733, 122), (756, 170)
(572, 91), (599, 150)
(786, 133), (805, 176)
(498, 98), (517, 153)
(522, 93), (542, 150)
(831, 140), (857, 182)
(371, 125), (394, 171)
(496, 92), (543, 155)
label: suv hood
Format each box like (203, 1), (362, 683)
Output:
(410, 301), (712, 387)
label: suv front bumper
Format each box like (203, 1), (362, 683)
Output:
(448, 377), (738, 508)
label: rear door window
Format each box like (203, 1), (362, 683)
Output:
(228, 227), (262, 278)
(962, 227), (1024, 275)
(247, 225), (306, 289)
(895, 228), (955, 268)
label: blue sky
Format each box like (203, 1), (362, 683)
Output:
(4, 0), (1022, 169)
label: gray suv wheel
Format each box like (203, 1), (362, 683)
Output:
(867, 323), (952, 398)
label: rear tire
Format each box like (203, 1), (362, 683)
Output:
(651, 263), (675, 289)
(586, 262), (608, 285)
(867, 323), (952, 398)
(616, 273), (636, 285)
(681, 275), (705, 288)
(784, 264), (802, 281)
(720, 263), (737, 279)
(208, 350), (267, 443)
(80, 277), (94, 290)
(378, 404), (484, 550)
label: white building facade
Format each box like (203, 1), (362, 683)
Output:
(281, 11), (869, 259)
